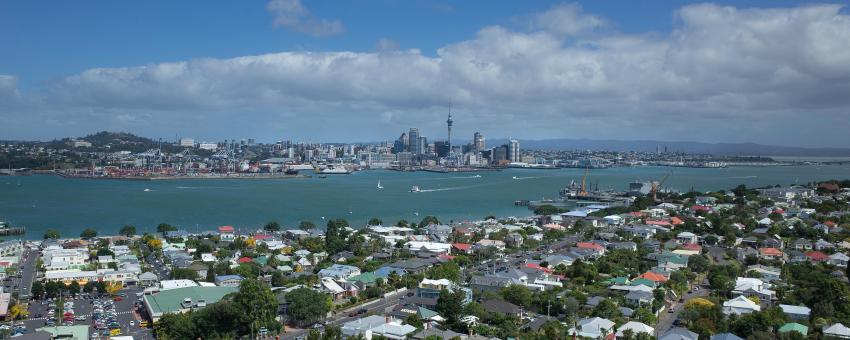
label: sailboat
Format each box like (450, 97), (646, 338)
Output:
(410, 185), (421, 193)
(377, 180), (384, 189)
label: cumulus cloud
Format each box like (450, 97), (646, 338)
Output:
(4, 3), (850, 146)
(267, 0), (345, 36)
(530, 3), (607, 36)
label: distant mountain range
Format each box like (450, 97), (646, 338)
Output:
(484, 138), (850, 157)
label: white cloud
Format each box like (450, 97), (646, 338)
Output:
(530, 3), (607, 36)
(267, 0), (345, 37)
(4, 3), (850, 146)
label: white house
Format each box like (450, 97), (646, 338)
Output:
(723, 295), (761, 315)
(616, 321), (654, 338)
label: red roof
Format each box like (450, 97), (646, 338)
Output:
(806, 251), (829, 261)
(253, 234), (272, 240)
(825, 221), (837, 227)
(219, 225), (234, 233)
(773, 209), (785, 214)
(638, 271), (668, 283)
(671, 217), (684, 225)
(629, 211), (644, 217)
(646, 220), (671, 226)
(760, 247), (783, 257)
(576, 242), (604, 252)
(681, 243), (702, 251)
(691, 205), (711, 212)
(437, 254), (455, 261)
(238, 257), (252, 263)
(452, 243), (471, 251)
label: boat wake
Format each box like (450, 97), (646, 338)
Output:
(729, 175), (758, 179)
(176, 186), (227, 189)
(417, 184), (480, 192)
(512, 176), (538, 180)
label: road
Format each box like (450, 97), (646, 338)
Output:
(4, 246), (37, 300)
(708, 246), (730, 265)
(280, 289), (407, 340)
(655, 279), (709, 336)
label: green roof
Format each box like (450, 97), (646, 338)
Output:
(659, 253), (689, 265)
(418, 307), (439, 319)
(779, 323), (808, 335)
(144, 286), (238, 316)
(253, 255), (269, 265)
(604, 277), (630, 285)
(348, 272), (379, 284)
(37, 325), (89, 340)
(630, 278), (658, 287)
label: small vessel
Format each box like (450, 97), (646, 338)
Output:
(317, 164), (351, 175)
(318, 175), (328, 179)
(143, 188), (151, 192)
(410, 185), (421, 193)
(377, 180), (384, 189)
(512, 176), (519, 179)
(472, 174), (482, 178)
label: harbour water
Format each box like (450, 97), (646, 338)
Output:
(2, 165), (850, 239)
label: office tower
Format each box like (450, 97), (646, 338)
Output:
(409, 128), (420, 155)
(419, 136), (427, 155)
(473, 132), (485, 152)
(393, 133), (406, 154)
(507, 139), (520, 163)
(492, 145), (507, 163)
(435, 141), (450, 158)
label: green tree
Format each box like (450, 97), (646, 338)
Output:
(80, 228), (97, 239)
(368, 218), (383, 226)
(118, 225), (137, 237)
(298, 221), (315, 231)
(43, 229), (60, 240)
(436, 289), (465, 326)
(205, 263), (215, 283)
(325, 219), (350, 255)
(263, 221), (281, 232)
(419, 216), (440, 227)
(501, 285), (532, 308)
(68, 280), (80, 297)
(286, 288), (331, 327)
(31, 281), (45, 299)
(233, 278), (279, 336)
(591, 298), (622, 320)
(156, 223), (177, 234)
(83, 281), (95, 293)
(406, 314), (424, 329)
(427, 262), (460, 282)
(533, 204), (563, 216)
(171, 268), (198, 280)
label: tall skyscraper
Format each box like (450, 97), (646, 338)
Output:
(446, 110), (453, 149)
(507, 139), (520, 163)
(393, 133), (406, 153)
(473, 132), (485, 152)
(408, 128), (421, 155)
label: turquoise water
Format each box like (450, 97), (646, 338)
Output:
(1, 165), (849, 239)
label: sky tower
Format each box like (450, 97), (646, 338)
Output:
(446, 106), (453, 148)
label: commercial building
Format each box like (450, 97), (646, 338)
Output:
(143, 286), (238, 322)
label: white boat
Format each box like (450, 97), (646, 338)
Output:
(410, 185), (421, 193)
(512, 176), (519, 179)
(377, 180), (384, 189)
(472, 174), (482, 178)
(318, 165), (351, 174)
(143, 188), (151, 192)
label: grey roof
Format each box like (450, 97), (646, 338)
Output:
(711, 334), (744, 340)
(661, 327), (699, 340)
(481, 299), (520, 315)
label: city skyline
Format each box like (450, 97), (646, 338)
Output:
(2, 1), (850, 147)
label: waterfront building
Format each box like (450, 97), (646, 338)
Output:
(507, 139), (520, 163)
(473, 132), (485, 151)
(179, 138), (195, 147)
(143, 286), (238, 322)
(408, 128), (421, 155)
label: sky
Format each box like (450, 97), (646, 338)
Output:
(1, 0), (849, 147)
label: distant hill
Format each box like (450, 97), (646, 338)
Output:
(484, 138), (850, 157)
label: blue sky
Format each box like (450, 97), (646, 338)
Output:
(1, 1), (850, 146)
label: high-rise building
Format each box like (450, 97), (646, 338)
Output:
(473, 132), (485, 152)
(446, 110), (453, 149)
(492, 145), (507, 163)
(507, 139), (520, 163)
(435, 141), (450, 158)
(408, 128), (421, 155)
(419, 136), (427, 155)
(393, 133), (406, 154)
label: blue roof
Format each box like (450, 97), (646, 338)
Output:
(374, 266), (406, 278)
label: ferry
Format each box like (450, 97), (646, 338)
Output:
(317, 165), (351, 175)
(410, 185), (421, 193)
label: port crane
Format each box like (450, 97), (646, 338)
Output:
(578, 166), (590, 197)
(650, 172), (672, 201)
